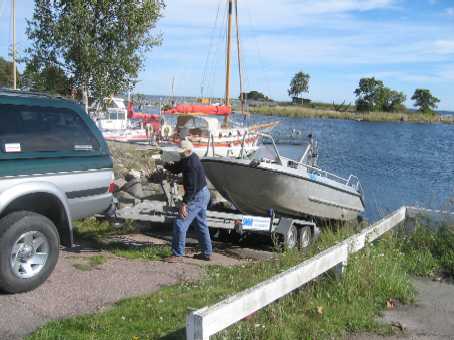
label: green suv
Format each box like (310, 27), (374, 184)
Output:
(0, 90), (114, 293)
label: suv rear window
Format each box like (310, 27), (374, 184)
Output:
(0, 104), (99, 153)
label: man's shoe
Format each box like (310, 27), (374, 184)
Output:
(165, 256), (183, 263)
(193, 253), (211, 261)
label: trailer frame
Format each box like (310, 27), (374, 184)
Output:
(113, 179), (320, 250)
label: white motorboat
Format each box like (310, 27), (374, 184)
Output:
(201, 134), (365, 221)
(91, 96), (161, 144)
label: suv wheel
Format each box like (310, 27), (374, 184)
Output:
(0, 211), (60, 293)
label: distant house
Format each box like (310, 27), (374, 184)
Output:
(292, 97), (303, 104)
(292, 97), (311, 105)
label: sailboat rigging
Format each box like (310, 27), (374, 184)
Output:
(163, 0), (278, 158)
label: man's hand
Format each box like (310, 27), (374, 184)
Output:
(179, 203), (188, 219)
(148, 167), (166, 183)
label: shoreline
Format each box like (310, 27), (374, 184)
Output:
(251, 105), (454, 124)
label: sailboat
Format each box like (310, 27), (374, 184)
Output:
(162, 0), (278, 158)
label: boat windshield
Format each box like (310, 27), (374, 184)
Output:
(249, 144), (280, 163)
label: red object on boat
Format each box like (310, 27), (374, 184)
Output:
(130, 112), (160, 122)
(127, 100), (161, 128)
(164, 104), (232, 116)
(131, 112), (161, 131)
(127, 101), (134, 118)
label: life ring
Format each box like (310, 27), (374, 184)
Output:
(161, 123), (172, 138)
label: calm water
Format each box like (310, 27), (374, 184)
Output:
(246, 114), (454, 222)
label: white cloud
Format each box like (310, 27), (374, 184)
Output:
(445, 7), (454, 16)
(433, 40), (454, 54)
(290, 0), (396, 14)
(159, 0), (397, 31)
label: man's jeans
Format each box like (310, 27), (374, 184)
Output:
(172, 186), (212, 257)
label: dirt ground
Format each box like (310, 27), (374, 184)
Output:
(0, 232), (250, 340)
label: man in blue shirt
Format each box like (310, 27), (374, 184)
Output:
(164, 140), (212, 262)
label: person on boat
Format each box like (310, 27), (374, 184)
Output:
(163, 140), (212, 262)
(145, 123), (153, 144)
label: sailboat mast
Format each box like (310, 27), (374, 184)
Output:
(234, 0), (245, 115)
(12, 0), (16, 90)
(225, 0), (233, 107)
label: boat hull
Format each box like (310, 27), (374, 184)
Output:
(202, 158), (364, 221)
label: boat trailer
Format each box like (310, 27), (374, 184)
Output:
(112, 177), (320, 250)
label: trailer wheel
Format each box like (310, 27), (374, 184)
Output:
(283, 224), (298, 250)
(297, 226), (312, 250)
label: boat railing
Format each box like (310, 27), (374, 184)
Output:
(347, 175), (364, 196)
(291, 159), (363, 194)
(256, 133), (363, 194)
(205, 133), (217, 157)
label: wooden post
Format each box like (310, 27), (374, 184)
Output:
(334, 259), (348, 279)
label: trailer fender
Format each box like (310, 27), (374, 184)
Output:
(273, 218), (294, 237)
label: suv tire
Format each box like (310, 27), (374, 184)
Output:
(0, 211), (60, 293)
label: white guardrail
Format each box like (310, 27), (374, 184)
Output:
(186, 206), (453, 340)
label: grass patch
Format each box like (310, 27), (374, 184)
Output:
(399, 223), (454, 277)
(73, 218), (135, 240)
(252, 105), (454, 124)
(74, 218), (171, 261)
(215, 234), (414, 339)
(29, 220), (454, 340)
(28, 224), (418, 340)
(71, 255), (107, 272)
(111, 245), (172, 261)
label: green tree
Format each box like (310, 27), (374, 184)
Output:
(354, 77), (406, 112)
(241, 90), (270, 102)
(288, 71), (310, 99)
(22, 56), (72, 95)
(377, 87), (406, 112)
(354, 77), (384, 112)
(0, 57), (21, 88)
(411, 89), (440, 114)
(26, 0), (165, 111)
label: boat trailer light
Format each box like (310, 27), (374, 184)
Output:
(108, 182), (118, 193)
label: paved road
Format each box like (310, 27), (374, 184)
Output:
(349, 278), (454, 340)
(0, 244), (240, 340)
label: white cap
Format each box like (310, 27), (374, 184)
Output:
(176, 139), (193, 153)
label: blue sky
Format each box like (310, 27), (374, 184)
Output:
(1, 0), (454, 110)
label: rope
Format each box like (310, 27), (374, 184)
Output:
(243, 1), (274, 100)
(200, 0), (222, 97)
(206, 0), (228, 101)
